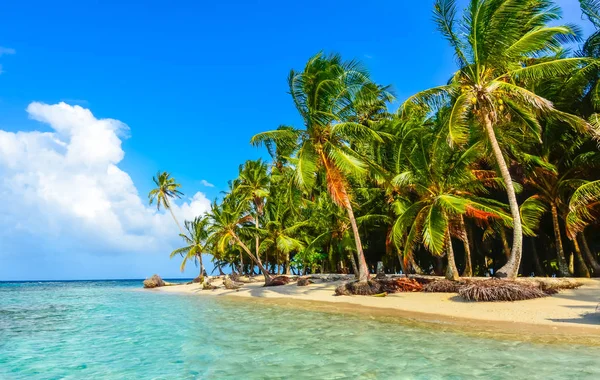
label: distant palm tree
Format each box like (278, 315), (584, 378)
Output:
(170, 216), (210, 281)
(236, 159), (270, 265)
(252, 53), (392, 283)
(403, 0), (593, 278)
(148, 171), (185, 235)
(207, 195), (273, 284)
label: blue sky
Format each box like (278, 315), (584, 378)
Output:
(0, 0), (591, 280)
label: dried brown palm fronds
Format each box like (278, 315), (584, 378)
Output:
(458, 280), (548, 302)
(335, 278), (423, 296)
(423, 279), (468, 293)
(379, 278), (423, 293)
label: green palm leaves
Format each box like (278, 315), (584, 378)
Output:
(148, 171), (185, 234)
(400, 0), (594, 278)
(252, 52), (393, 282)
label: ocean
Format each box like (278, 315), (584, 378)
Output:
(1, 280), (599, 379)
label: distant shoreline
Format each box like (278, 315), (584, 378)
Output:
(153, 276), (600, 346)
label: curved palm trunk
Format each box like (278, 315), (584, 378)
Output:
(232, 232), (273, 284)
(446, 231), (460, 281)
(397, 250), (407, 274)
(254, 210), (263, 266)
(572, 238), (591, 278)
(550, 204), (571, 277)
(460, 216), (473, 277)
(341, 199), (369, 281)
(166, 203), (185, 236)
(410, 257), (424, 275)
(484, 114), (523, 279)
(580, 233), (600, 276)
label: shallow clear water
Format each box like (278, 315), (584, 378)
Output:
(1, 281), (599, 379)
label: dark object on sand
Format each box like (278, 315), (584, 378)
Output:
(265, 276), (291, 287)
(297, 277), (313, 286)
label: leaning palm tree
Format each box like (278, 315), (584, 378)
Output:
(206, 194), (274, 284)
(148, 171), (185, 235)
(252, 53), (392, 283)
(170, 216), (210, 282)
(402, 0), (594, 278)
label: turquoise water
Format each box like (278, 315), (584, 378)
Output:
(1, 281), (599, 379)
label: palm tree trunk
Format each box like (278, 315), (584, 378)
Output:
(348, 251), (359, 277)
(580, 233), (600, 276)
(197, 254), (205, 283)
(167, 204), (185, 236)
(255, 213), (263, 265)
(285, 253), (291, 275)
(460, 216), (473, 277)
(572, 238), (591, 278)
(550, 204), (570, 277)
(446, 231), (460, 281)
(483, 114), (523, 279)
(410, 257), (424, 275)
(232, 233), (273, 283)
(530, 238), (545, 277)
(396, 249), (407, 274)
(344, 200), (370, 282)
(239, 252), (244, 275)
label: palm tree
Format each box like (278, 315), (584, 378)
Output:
(391, 124), (513, 280)
(403, 0), (593, 278)
(170, 216), (210, 281)
(148, 171), (185, 235)
(206, 194), (273, 284)
(252, 53), (392, 282)
(236, 159), (270, 266)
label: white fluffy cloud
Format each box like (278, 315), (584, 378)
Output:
(0, 102), (210, 278)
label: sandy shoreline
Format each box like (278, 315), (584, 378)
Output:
(151, 276), (600, 344)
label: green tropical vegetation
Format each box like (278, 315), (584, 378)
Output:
(155, 0), (600, 286)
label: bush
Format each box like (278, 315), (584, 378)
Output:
(458, 280), (549, 302)
(423, 279), (466, 293)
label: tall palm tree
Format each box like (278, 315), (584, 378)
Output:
(170, 216), (210, 281)
(403, 0), (593, 278)
(148, 171), (185, 235)
(236, 159), (270, 266)
(252, 53), (392, 282)
(206, 195), (273, 284)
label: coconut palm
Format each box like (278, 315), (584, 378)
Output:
(206, 194), (273, 284)
(252, 52), (392, 282)
(170, 216), (210, 281)
(402, 0), (594, 278)
(391, 123), (513, 280)
(236, 159), (270, 265)
(148, 171), (185, 235)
